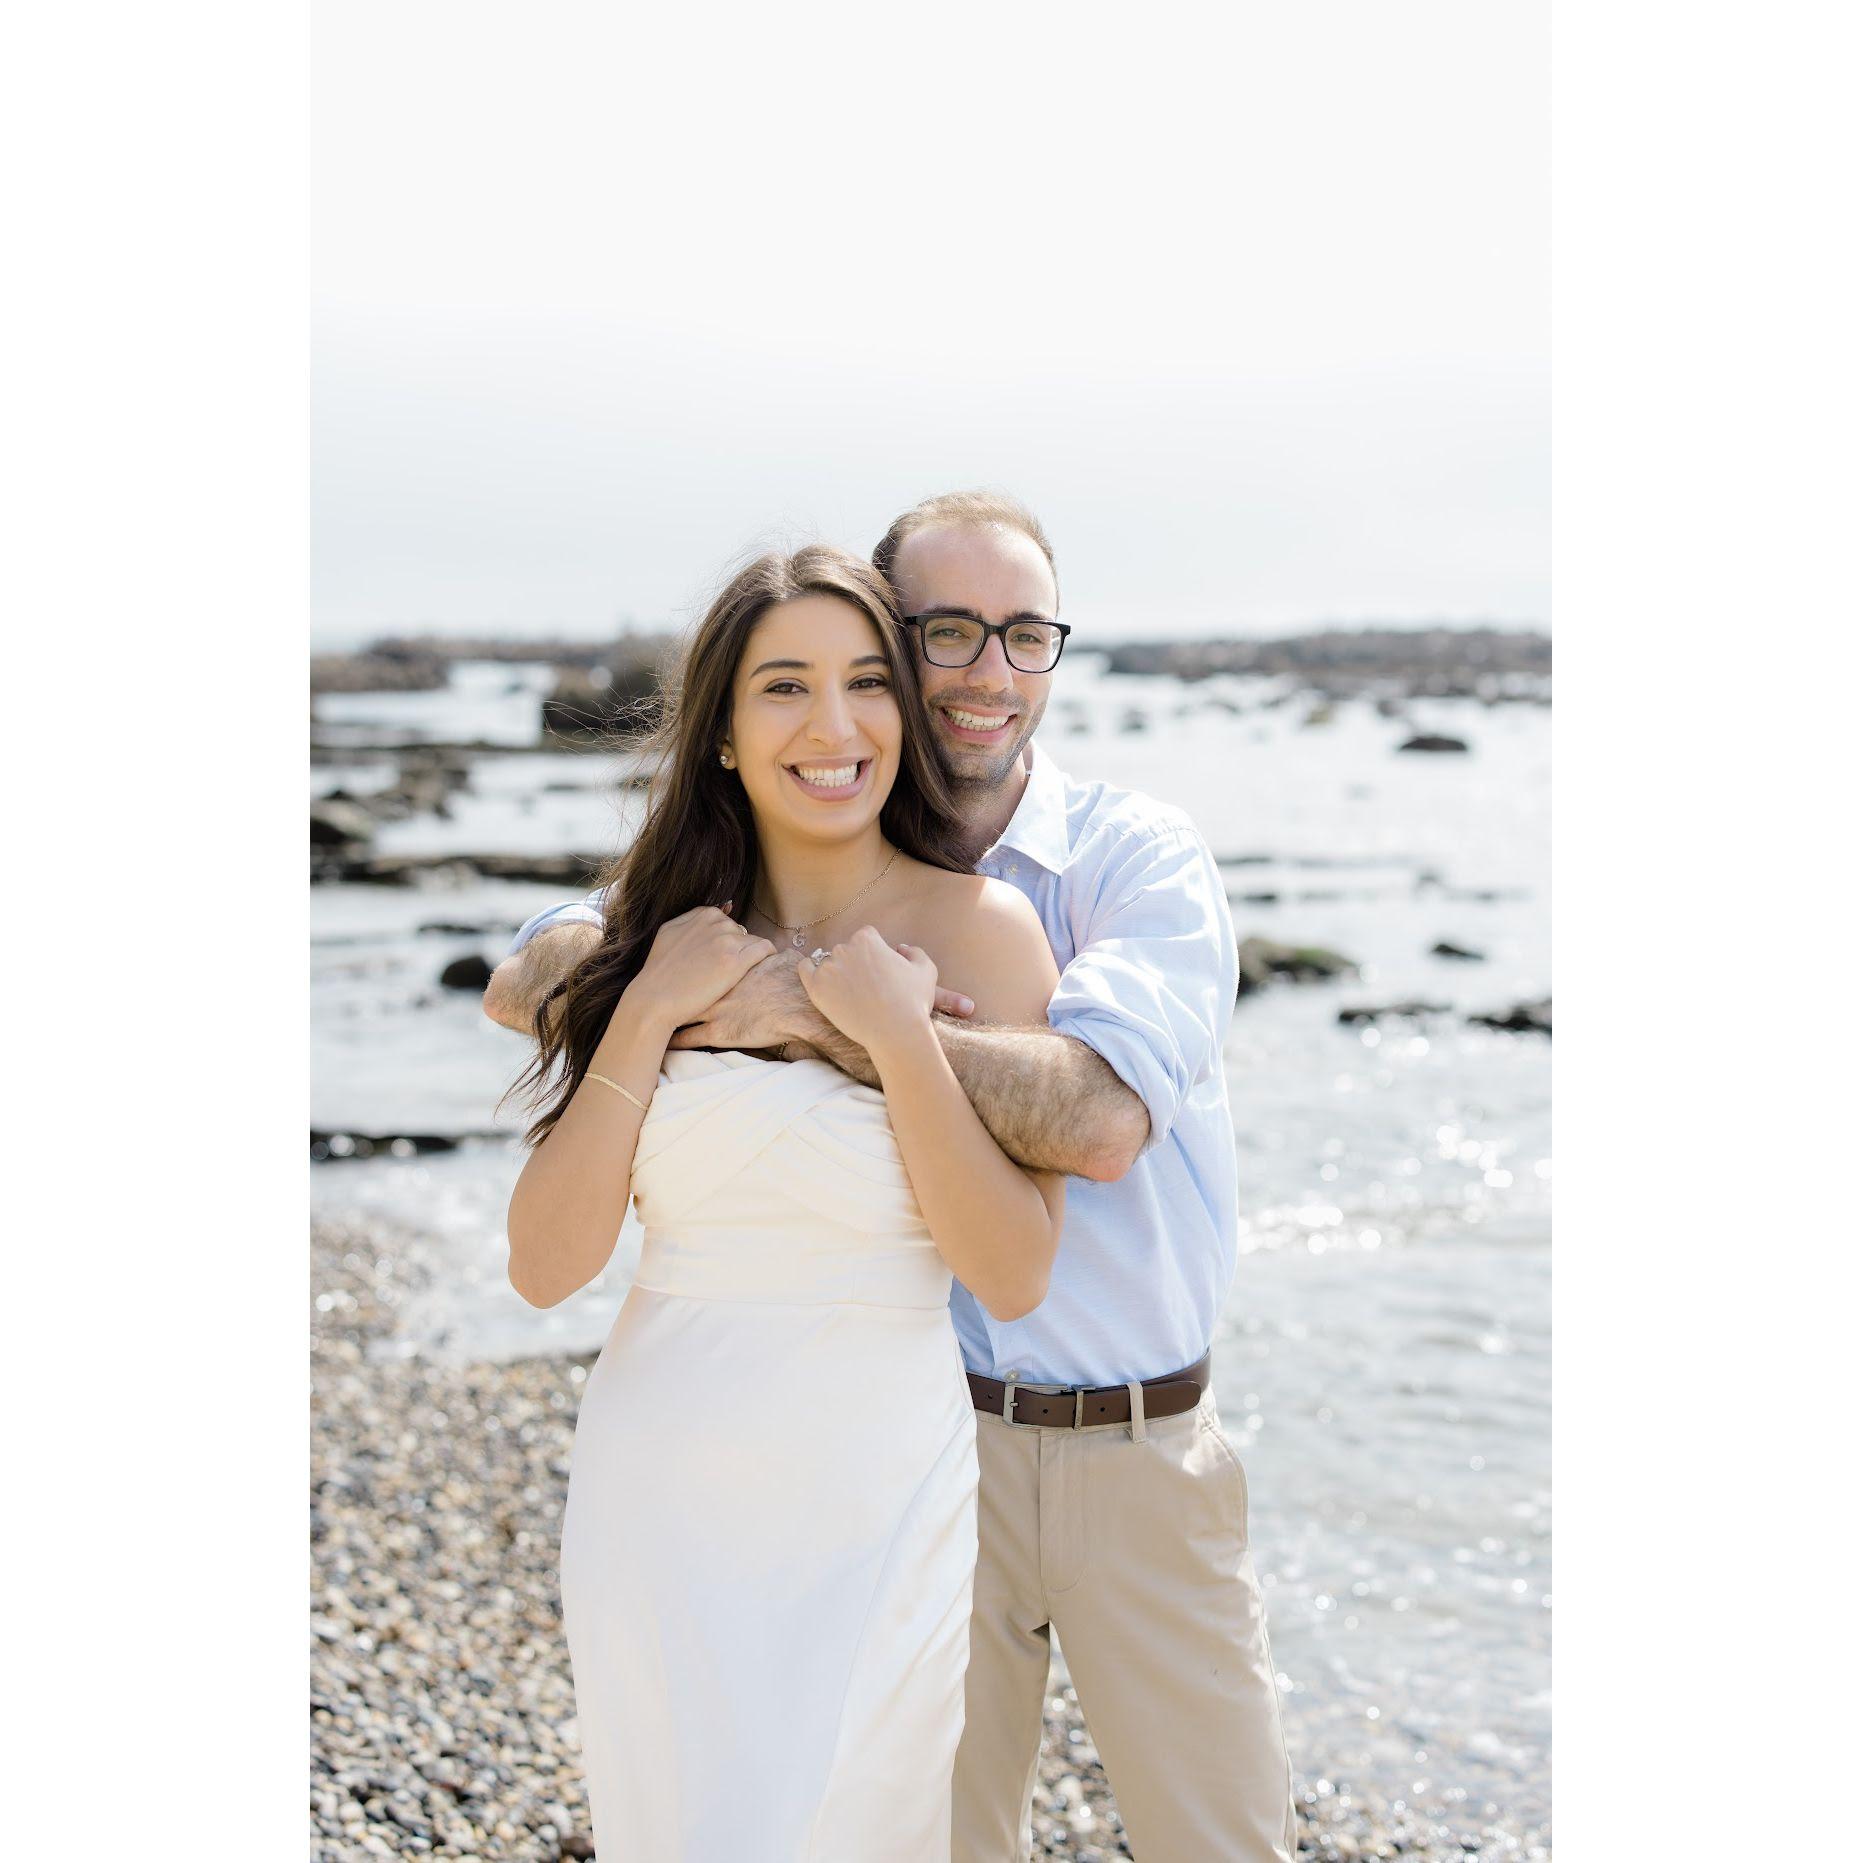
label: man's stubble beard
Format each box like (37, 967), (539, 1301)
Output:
(928, 696), (1047, 814)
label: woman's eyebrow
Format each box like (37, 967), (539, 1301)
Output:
(748, 654), (889, 678)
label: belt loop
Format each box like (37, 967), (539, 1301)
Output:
(1002, 1372), (1020, 1425)
(1125, 1379), (1148, 1443)
(1073, 1386), (1086, 1429)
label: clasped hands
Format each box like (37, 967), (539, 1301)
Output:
(664, 924), (976, 1061)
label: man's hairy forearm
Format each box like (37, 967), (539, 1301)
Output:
(483, 922), (602, 1035)
(804, 1016), (1149, 1180)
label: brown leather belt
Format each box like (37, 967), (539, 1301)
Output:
(967, 1352), (1212, 1429)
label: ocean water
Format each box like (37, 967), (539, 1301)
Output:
(311, 655), (1551, 1838)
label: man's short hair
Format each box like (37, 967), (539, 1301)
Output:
(873, 490), (1059, 608)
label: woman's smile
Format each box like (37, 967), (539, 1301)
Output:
(782, 755), (874, 801)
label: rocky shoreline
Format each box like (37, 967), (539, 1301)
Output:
(1099, 628), (1549, 701)
(311, 1218), (1549, 1860)
(312, 624), (1549, 703)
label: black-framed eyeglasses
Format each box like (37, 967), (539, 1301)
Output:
(900, 613), (1072, 674)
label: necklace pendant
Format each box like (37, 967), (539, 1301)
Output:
(792, 930), (807, 948)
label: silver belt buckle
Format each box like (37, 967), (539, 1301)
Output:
(1001, 1372), (1020, 1424)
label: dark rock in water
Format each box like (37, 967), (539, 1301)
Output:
(310, 649), (449, 694)
(311, 799), (377, 848)
(1118, 708), (1148, 733)
(439, 954), (495, 991)
(1337, 1000), (1452, 1024)
(1098, 626), (1551, 700)
(374, 760), (467, 822)
(310, 1130), (487, 1161)
(543, 638), (670, 741)
(1398, 733), (1470, 754)
(313, 749), (474, 839)
(360, 747), (476, 823)
(544, 670), (639, 739)
(1469, 995), (1551, 1035)
(1430, 940), (1487, 961)
(401, 744), (475, 781)
(419, 919), (511, 937)
(1236, 935), (1359, 996)
(362, 784), (443, 824)
(310, 728), (493, 759)
(363, 630), (635, 668)
(314, 850), (603, 888)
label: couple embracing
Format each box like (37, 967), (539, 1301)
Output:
(493, 491), (1295, 1861)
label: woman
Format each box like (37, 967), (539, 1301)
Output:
(505, 546), (1064, 1860)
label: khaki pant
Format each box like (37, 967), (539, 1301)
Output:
(952, 1387), (1296, 1862)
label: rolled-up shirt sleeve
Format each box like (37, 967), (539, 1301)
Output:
(1045, 827), (1238, 1154)
(509, 887), (608, 955)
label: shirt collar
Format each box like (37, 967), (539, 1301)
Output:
(985, 740), (1072, 875)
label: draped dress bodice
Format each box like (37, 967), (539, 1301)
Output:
(628, 1049), (954, 1312)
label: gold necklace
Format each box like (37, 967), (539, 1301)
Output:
(754, 846), (901, 951)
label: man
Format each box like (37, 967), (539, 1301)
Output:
(488, 491), (1297, 1860)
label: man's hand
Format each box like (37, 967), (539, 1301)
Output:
(483, 921), (602, 1036)
(667, 946), (975, 1053)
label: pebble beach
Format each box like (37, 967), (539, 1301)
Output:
(312, 1216), (1547, 1862)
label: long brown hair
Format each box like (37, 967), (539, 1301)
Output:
(510, 545), (967, 1146)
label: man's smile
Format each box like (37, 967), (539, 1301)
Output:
(935, 700), (1022, 746)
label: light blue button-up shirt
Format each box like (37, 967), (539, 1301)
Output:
(509, 741), (1240, 1387)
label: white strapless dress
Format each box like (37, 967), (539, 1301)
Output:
(559, 1050), (979, 1861)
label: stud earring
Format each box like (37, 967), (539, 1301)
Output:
(718, 749), (735, 769)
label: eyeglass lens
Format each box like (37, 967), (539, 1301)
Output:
(921, 617), (1064, 672)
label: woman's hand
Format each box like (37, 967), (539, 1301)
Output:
(626, 906), (775, 1033)
(797, 926), (937, 1059)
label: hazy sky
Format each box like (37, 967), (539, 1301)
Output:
(312, 2), (1547, 648)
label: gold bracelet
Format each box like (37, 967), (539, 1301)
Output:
(585, 1070), (651, 1114)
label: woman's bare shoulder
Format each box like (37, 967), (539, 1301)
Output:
(905, 864), (1035, 934)
(902, 865), (1057, 1016)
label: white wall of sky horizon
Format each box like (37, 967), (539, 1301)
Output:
(312, 1), (1547, 649)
